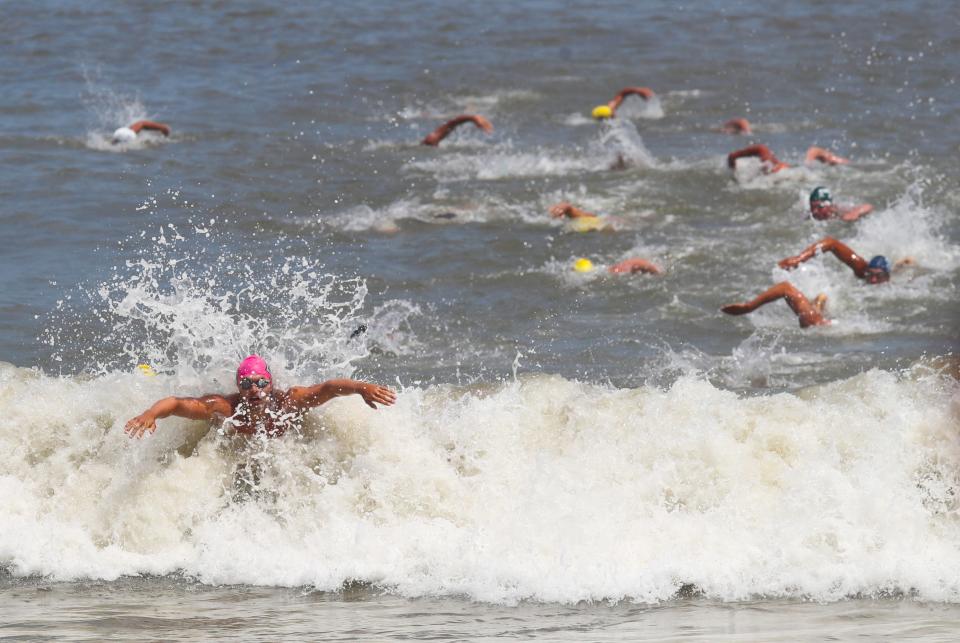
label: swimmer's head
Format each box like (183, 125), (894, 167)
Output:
(865, 255), (890, 284)
(591, 105), (613, 120)
(573, 257), (595, 273)
(809, 186), (832, 206)
(237, 355), (273, 401)
(111, 127), (137, 145)
(809, 186), (835, 219)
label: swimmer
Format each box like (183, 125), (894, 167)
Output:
(722, 282), (830, 328)
(727, 144), (849, 175)
(606, 87), (656, 116)
(549, 202), (601, 220)
(549, 202), (614, 231)
(608, 258), (663, 275)
(720, 118), (752, 135)
(807, 187), (873, 222)
(124, 355), (396, 439)
(778, 236), (914, 284)
(112, 120), (171, 144)
(421, 115), (493, 146)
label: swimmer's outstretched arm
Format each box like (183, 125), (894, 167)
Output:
(288, 379), (396, 410)
(548, 202), (598, 219)
(838, 203), (873, 222)
(124, 395), (232, 438)
(608, 258), (662, 275)
(778, 237), (870, 276)
(722, 282), (829, 328)
(607, 87), (655, 115)
(721, 118), (752, 134)
(421, 115), (493, 146)
(804, 146), (848, 165)
(129, 120), (171, 136)
(727, 144), (788, 173)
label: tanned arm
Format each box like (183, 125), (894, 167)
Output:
(804, 146), (849, 165)
(778, 237), (870, 276)
(124, 395), (232, 438)
(607, 87), (656, 115)
(288, 379), (396, 410)
(129, 120), (171, 136)
(421, 115), (493, 146)
(727, 144), (788, 173)
(722, 282), (829, 328)
(548, 202), (599, 219)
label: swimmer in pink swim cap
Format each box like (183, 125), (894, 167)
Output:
(112, 120), (171, 145)
(125, 354), (396, 438)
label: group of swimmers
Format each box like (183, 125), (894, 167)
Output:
(123, 84), (912, 440)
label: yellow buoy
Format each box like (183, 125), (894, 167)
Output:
(573, 258), (595, 273)
(137, 364), (156, 376)
(591, 105), (613, 120)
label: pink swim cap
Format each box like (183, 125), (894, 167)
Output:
(236, 355), (272, 382)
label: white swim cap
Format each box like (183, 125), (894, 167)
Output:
(112, 127), (136, 144)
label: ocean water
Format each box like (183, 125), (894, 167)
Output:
(1, 0), (959, 639)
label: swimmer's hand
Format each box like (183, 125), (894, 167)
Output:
(125, 413), (158, 438)
(471, 115), (494, 133)
(778, 256), (802, 270)
(359, 384), (397, 409)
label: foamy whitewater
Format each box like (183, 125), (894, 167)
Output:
(2, 361), (958, 604)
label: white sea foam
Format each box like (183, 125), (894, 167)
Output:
(0, 364), (957, 604)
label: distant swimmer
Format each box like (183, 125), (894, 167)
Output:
(124, 355), (395, 439)
(608, 258), (663, 275)
(549, 202), (612, 231)
(112, 120), (171, 144)
(727, 144), (849, 175)
(778, 236), (914, 284)
(421, 114), (493, 146)
(607, 87), (656, 116)
(549, 202), (600, 220)
(807, 187), (873, 222)
(721, 118), (752, 135)
(572, 257), (662, 275)
(722, 282), (830, 328)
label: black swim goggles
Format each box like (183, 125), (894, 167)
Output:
(239, 377), (271, 390)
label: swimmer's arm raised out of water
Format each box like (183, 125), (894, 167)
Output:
(421, 115), (493, 146)
(287, 379), (396, 410)
(726, 144), (788, 173)
(804, 146), (848, 166)
(607, 87), (655, 115)
(129, 120), (171, 136)
(722, 282), (829, 328)
(549, 202), (598, 219)
(778, 237), (870, 276)
(124, 394), (232, 438)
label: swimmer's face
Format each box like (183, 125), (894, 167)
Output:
(864, 268), (890, 285)
(238, 375), (273, 404)
(810, 200), (835, 220)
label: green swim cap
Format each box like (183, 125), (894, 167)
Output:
(809, 186), (832, 204)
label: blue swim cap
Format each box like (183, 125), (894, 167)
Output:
(868, 255), (889, 273)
